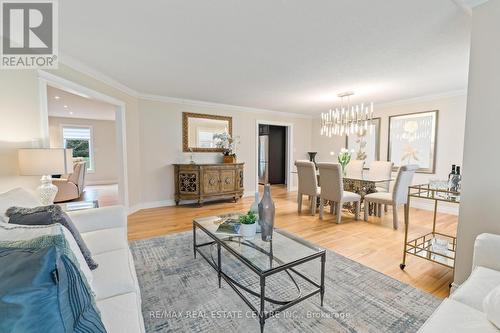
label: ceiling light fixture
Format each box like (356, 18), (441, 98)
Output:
(54, 96), (60, 100)
(320, 92), (374, 137)
(63, 105), (68, 109)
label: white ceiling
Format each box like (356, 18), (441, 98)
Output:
(47, 86), (117, 121)
(59, 0), (471, 115)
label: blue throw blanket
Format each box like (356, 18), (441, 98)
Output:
(0, 246), (106, 333)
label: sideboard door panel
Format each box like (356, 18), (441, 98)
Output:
(220, 169), (236, 192)
(179, 171), (199, 194)
(203, 170), (220, 194)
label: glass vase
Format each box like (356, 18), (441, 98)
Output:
(258, 184), (275, 241)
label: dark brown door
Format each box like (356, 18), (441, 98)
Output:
(268, 125), (286, 184)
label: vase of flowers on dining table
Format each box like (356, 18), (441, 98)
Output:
(338, 148), (354, 177)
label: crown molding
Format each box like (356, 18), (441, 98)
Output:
(452, 0), (489, 14)
(59, 55), (312, 119)
(463, 0), (489, 8)
(375, 89), (467, 109)
(59, 55), (464, 121)
(139, 93), (313, 119)
(59, 53), (140, 97)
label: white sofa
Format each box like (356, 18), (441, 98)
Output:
(419, 233), (500, 332)
(0, 188), (145, 332)
(69, 206), (146, 333)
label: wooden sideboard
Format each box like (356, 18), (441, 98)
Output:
(173, 163), (244, 206)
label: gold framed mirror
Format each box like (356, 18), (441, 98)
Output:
(182, 112), (233, 152)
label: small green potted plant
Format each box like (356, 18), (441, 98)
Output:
(239, 211), (257, 240)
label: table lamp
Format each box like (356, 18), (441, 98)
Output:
(18, 148), (73, 205)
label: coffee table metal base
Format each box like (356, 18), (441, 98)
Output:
(193, 222), (326, 333)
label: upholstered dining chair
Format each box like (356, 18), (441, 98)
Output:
(295, 160), (320, 215)
(368, 161), (394, 214)
(368, 161), (394, 192)
(317, 162), (361, 223)
(345, 159), (365, 179)
(363, 164), (418, 229)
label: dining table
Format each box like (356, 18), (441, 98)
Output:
(291, 169), (394, 215)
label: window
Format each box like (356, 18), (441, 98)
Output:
(197, 130), (215, 148)
(62, 126), (94, 172)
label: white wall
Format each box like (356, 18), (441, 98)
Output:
(0, 71), (43, 192)
(137, 98), (312, 206)
(0, 66), (143, 207)
(48, 116), (119, 185)
(455, 0), (500, 285)
(311, 93), (467, 213)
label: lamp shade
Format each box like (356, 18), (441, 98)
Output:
(18, 148), (73, 176)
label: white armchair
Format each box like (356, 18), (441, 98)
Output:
(419, 233), (500, 332)
(472, 233), (500, 273)
(53, 161), (87, 203)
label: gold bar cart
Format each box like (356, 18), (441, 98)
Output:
(400, 184), (460, 271)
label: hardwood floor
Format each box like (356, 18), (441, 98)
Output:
(128, 185), (457, 299)
(81, 184), (120, 207)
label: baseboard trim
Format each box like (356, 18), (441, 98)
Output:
(128, 200), (175, 215)
(128, 191), (457, 215)
(85, 180), (119, 186)
(450, 282), (460, 294)
(409, 198), (459, 215)
(128, 192), (254, 215)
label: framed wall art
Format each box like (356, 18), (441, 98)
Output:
(346, 117), (381, 166)
(388, 110), (438, 173)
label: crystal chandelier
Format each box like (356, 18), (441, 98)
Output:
(320, 92), (374, 137)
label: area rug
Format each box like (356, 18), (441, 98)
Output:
(130, 231), (441, 333)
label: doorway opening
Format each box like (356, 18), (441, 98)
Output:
(255, 120), (293, 193)
(45, 86), (120, 206)
(38, 71), (128, 208)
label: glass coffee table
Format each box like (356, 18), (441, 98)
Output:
(193, 213), (326, 333)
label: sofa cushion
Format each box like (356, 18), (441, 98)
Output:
(97, 292), (145, 333)
(6, 205), (98, 270)
(418, 298), (498, 332)
(484, 285), (500, 329)
(0, 188), (41, 222)
(451, 266), (500, 311)
(81, 227), (128, 255)
(92, 248), (139, 300)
